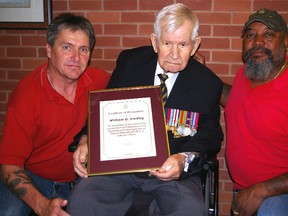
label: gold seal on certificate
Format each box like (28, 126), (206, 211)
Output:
(88, 86), (170, 176)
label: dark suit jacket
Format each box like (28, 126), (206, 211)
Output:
(107, 46), (223, 155)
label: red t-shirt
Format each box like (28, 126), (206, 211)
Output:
(225, 64), (288, 189)
(0, 63), (110, 182)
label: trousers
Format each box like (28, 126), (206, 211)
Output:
(67, 173), (206, 216)
(257, 193), (288, 216)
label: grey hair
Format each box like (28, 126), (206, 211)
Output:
(154, 3), (199, 41)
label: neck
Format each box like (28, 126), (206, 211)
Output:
(272, 60), (287, 80)
(47, 70), (77, 103)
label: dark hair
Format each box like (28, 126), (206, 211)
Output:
(47, 13), (95, 50)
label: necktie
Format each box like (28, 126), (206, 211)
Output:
(158, 73), (168, 105)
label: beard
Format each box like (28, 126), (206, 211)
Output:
(242, 46), (274, 82)
(242, 45), (286, 82)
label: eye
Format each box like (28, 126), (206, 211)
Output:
(178, 43), (187, 49)
(163, 41), (172, 48)
(245, 32), (255, 39)
(63, 45), (71, 50)
(265, 32), (274, 38)
(80, 47), (89, 53)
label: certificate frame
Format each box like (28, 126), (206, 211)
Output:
(0, 0), (52, 29)
(88, 86), (170, 176)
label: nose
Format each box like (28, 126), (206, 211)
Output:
(170, 44), (180, 60)
(252, 35), (265, 47)
(72, 49), (81, 62)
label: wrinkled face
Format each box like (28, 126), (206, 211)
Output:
(151, 20), (201, 73)
(242, 22), (287, 81)
(46, 29), (91, 81)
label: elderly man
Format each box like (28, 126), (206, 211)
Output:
(67, 3), (223, 216)
(225, 8), (288, 216)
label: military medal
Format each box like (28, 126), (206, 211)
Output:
(165, 108), (199, 138)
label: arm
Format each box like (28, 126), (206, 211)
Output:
(192, 51), (232, 109)
(193, 51), (206, 65)
(193, 51), (232, 109)
(220, 82), (232, 108)
(232, 172), (288, 215)
(0, 164), (69, 216)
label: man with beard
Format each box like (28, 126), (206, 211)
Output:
(224, 8), (288, 216)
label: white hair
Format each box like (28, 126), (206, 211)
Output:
(154, 3), (199, 41)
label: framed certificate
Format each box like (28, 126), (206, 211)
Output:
(88, 86), (170, 176)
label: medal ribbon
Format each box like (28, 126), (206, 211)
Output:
(165, 108), (199, 131)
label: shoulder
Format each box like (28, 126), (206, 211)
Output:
(186, 58), (223, 87)
(12, 64), (46, 96)
(118, 46), (155, 61)
(82, 67), (111, 88)
(85, 66), (110, 80)
(7, 64), (46, 108)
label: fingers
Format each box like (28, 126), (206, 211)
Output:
(50, 198), (70, 216)
(73, 144), (88, 178)
(150, 162), (180, 181)
(60, 199), (68, 207)
(150, 168), (177, 181)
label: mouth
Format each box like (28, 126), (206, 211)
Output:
(251, 50), (266, 57)
(67, 64), (81, 69)
(166, 61), (181, 65)
(245, 47), (272, 62)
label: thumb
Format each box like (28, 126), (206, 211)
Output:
(60, 199), (68, 207)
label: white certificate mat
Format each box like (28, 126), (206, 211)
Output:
(100, 97), (156, 161)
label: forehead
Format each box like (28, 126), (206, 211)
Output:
(56, 28), (89, 41)
(159, 20), (193, 41)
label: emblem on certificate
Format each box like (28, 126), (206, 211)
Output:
(164, 108), (199, 138)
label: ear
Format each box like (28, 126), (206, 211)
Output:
(46, 43), (52, 59)
(150, 33), (158, 53)
(190, 37), (201, 56)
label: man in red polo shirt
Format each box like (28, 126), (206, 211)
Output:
(225, 9), (288, 216)
(0, 13), (110, 216)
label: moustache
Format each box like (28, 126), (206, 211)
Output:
(244, 46), (272, 60)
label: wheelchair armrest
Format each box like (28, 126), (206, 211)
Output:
(202, 153), (218, 172)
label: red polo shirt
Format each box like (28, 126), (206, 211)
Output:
(0, 63), (110, 182)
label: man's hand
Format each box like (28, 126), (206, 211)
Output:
(232, 185), (265, 216)
(73, 135), (88, 178)
(149, 153), (185, 181)
(232, 173), (288, 216)
(37, 198), (70, 216)
(0, 165), (70, 216)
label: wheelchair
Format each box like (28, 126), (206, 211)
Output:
(69, 140), (219, 216)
